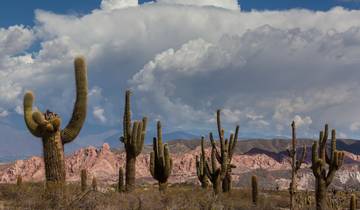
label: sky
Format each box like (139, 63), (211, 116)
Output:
(2, 0), (360, 143)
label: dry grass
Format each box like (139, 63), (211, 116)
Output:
(0, 182), (358, 210)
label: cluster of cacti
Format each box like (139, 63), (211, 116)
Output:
(287, 121), (307, 210)
(251, 175), (258, 206)
(208, 109), (239, 193)
(17, 56), (354, 208)
(311, 124), (345, 210)
(120, 90), (147, 192)
(23, 57), (87, 189)
(81, 169), (87, 192)
(195, 136), (209, 189)
(150, 121), (173, 191)
(118, 167), (125, 192)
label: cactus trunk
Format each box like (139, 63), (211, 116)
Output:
(315, 179), (327, 210)
(159, 182), (168, 192)
(222, 174), (231, 192)
(125, 155), (136, 191)
(252, 175), (258, 206)
(118, 167), (125, 192)
(81, 169), (87, 192)
(42, 132), (66, 185)
(350, 194), (357, 210)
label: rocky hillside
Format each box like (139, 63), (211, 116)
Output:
(1, 139), (360, 190)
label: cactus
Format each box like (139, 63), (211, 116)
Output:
(209, 109), (239, 192)
(311, 124), (344, 210)
(196, 136), (209, 188)
(251, 175), (258, 206)
(92, 177), (97, 191)
(120, 90), (147, 192)
(149, 121), (173, 192)
(287, 121), (307, 210)
(204, 146), (222, 195)
(118, 167), (125, 192)
(81, 169), (87, 192)
(16, 175), (22, 187)
(23, 57), (87, 188)
(350, 194), (357, 210)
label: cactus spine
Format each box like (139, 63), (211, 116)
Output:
(204, 146), (222, 195)
(288, 121), (307, 210)
(120, 90), (147, 192)
(209, 109), (239, 192)
(81, 169), (87, 192)
(150, 121), (173, 191)
(311, 124), (344, 210)
(251, 175), (258, 206)
(350, 194), (357, 210)
(196, 136), (209, 188)
(23, 57), (87, 188)
(118, 167), (125, 192)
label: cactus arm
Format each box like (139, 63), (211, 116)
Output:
(163, 144), (172, 178)
(150, 151), (155, 178)
(61, 57), (88, 144)
(136, 117), (147, 155)
(23, 92), (42, 137)
(209, 132), (221, 162)
(130, 121), (139, 154)
(295, 144), (307, 171)
(311, 142), (322, 177)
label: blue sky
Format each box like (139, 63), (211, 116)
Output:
(1, 0), (360, 27)
(2, 0), (360, 159)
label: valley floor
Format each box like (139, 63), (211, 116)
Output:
(0, 182), (358, 210)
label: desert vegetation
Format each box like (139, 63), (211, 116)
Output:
(0, 56), (358, 209)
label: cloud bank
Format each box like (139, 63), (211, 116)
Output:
(1, 1), (360, 138)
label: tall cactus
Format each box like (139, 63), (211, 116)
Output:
(118, 167), (125, 192)
(287, 121), (306, 210)
(311, 124), (344, 210)
(149, 121), (173, 191)
(204, 146), (223, 195)
(196, 136), (209, 188)
(251, 175), (258, 206)
(120, 90), (147, 192)
(209, 109), (239, 192)
(16, 175), (22, 187)
(23, 57), (87, 188)
(81, 169), (87, 192)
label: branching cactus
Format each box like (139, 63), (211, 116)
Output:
(150, 121), (173, 192)
(252, 175), (258, 206)
(209, 109), (239, 192)
(196, 136), (209, 189)
(287, 121), (307, 210)
(311, 124), (344, 210)
(81, 169), (87, 192)
(23, 57), (87, 188)
(120, 90), (147, 192)
(204, 146), (223, 195)
(118, 167), (125, 192)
